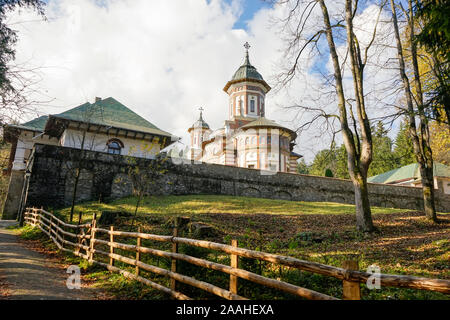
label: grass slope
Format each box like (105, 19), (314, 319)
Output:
(47, 195), (449, 300)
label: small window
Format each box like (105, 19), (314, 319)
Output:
(267, 136), (271, 144)
(107, 139), (123, 155)
(250, 99), (255, 113)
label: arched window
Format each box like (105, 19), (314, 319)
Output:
(107, 139), (123, 155)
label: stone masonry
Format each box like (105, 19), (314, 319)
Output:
(12, 144), (450, 217)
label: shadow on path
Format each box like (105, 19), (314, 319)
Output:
(0, 220), (97, 300)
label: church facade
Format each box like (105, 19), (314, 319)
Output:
(188, 43), (301, 173)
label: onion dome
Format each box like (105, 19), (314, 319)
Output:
(188, 108), (210, 132)
(223, 42), (271, 92)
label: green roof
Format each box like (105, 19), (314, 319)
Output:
(50, 97), (172, 137)
(231, 51), (265, 82)
(368, 162), (450, 184)
(9, 115), (49, 132)
(7, 97), (174, 141)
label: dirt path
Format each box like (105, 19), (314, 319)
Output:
(0, 220), (99, 300)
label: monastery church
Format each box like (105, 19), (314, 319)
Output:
(188, 43), (301, 173)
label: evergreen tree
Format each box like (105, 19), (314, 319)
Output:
(0, 1), (45, 109)
(393, 121), (416, 167)
(368, 122), (398, 176)
(310, 145), (337, 177)
(324, 168), (333, 177)
(335, 144), (350, 179)
(296, 158), (310, 174)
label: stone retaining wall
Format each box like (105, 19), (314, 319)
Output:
(18, 144), (450, 214)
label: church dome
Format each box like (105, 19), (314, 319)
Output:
(240, 117), (297, 140)
(231, 52), (264, 82)
(223, 43), (271, 93)
(188, 109), (210, 132)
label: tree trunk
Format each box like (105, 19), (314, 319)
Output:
(419, 165), (437, 221)
(319, 0), (375, 232)
(130, 191), (143, 231)
(69, 167), (80, 223)
(390, 0), (437, 222)
(353, 175), (374, 232)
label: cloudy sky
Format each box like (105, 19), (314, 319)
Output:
(7, 0), (399, 162)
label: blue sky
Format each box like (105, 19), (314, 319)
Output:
(226, 0), (273, 30)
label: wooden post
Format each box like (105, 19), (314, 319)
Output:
(75, 227), (84, 255)
(109, 226), (114, 266)
(58, 218), (63, 249)
(136, 227), (141, 276)
(89, 213), (97, 263)
(230, 239), (239, 294)
(342, 259), (361, 300)
(170, 218), (180, 291)
(49, 213), (53, 235)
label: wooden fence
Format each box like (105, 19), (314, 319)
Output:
(23, 207), (450, 300)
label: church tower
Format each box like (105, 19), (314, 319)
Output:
(223, 42), (271, 126)
(187, 108), (211, 160)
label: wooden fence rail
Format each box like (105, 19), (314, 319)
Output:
(23, 207), (450, 300)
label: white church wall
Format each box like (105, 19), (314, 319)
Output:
(60, 129), (160, 159)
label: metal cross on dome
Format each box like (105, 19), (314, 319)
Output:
(244, 42), (251, 51)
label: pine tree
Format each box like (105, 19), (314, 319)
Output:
(369, 122), (398, 176)
(296, 158), (310, 174)
(393, 121), (416, 167)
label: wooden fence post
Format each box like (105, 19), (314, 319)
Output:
(136, 227), (141, 276)
(33, 208), (37, 226)
(170, 218), (180, 291)
(342, 259), (361, 300)
(109, 226), (114, 267)
(89, 213), (97, 263)
(49, 213), (53, 236)
(230, 239), (239, 295)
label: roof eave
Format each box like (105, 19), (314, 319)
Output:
(223, 78), (271, 93)
(45, 115), (175, 142)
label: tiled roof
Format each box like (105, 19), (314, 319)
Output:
(368, 162), (450, 184)
(223, 50), (271, 92)
(240, 117), (297, 139)
(231, 51), (264, 82)
(189, 111), (210, 131)
(9, 97), (174, 138)
(8, 115), (49, 132)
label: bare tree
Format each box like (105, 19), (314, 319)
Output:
(125, 152), (168, 231)
(275, 0), (388, 232)
(389, 0), (437, 221)
(65, 103), (105, 223)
